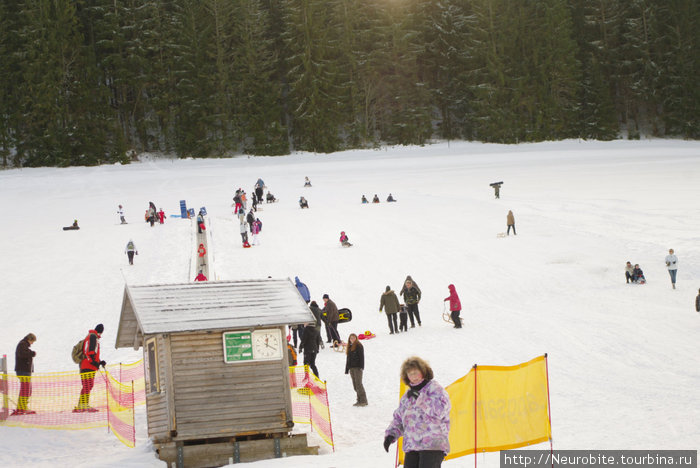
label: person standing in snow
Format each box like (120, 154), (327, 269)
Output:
(507, 210), (516, 235)
(233, 189), (243, 213)
(75, 324), (106, 412)
(309, 300), (323, 330)
(443, 284), (462, 329)
(117, 205), (127, 224)
(379, 286), (400, 335)
(398, 304), (409, 332)
(295, 277), (311, 304)
(299, 322), (321, 378)
(250, 219), (262, 246)
(13, 333), (37, 415)
(400, 276), (422, 327)
(345, 333), (367, 407)
(158, 208), (166, 224)
(125, 239), (138, 265)
(198, 243), (206, 258)
(148, 202), (157, 227)
(255, 178), (265, 204)
(239, 221), (249, 247)
(383, 356), (450, 466)
(665, 248), (678, 289)
(246, 209), (256, 233)
(625, 261), (634, 284)
(322, 294), (340, 344)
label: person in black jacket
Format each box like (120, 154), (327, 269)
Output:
(400, 276), (422, 327)
(299, 325), (321, 378)
(345, 333), (367, 406)
(13, 333), (37, 415)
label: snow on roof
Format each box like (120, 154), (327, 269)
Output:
(116, 278), (314, 346)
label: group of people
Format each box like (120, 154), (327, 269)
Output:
(144, 202), (165, 227)
(624, 249), (680, 289)
(361, 193), (397, 203)
(12, 324), (106, 415)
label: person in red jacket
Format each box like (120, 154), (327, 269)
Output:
(444, 284), (462, 329)
(194, 270), (208, 282)
(74, 324), (106, 412)
(197, 243), (206, 258)
(158, 208), (166, 224)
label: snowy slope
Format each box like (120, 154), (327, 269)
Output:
(0, 140), (699, 467)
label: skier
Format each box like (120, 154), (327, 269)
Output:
(295, 277), (311, 304)
(372, 194), (380, 203)
(383, 357), (450, 466)
(125, 239), (138, 265)
(665, 248), (678, 289)
(13, 333), (37, 415)
(75, 324), (106, 413)
(158, 208), (166, 224)
(345, 333), (367, 407)
(443, 284), (462, 328)
(400, 276), (422, 327)
(507, 210), (516, 235)
(117, 205), (127, 224)
(299, 196), (309, 209)
(194, 270), (207, 282)
(340, 231), (352, 247)
(379, 286), (400, 335)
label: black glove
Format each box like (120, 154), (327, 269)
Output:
(99, 360), (106, 368)
(383, 435), (395, 452)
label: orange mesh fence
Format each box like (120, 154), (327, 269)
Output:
(289, 365), (335, 450)
(0, 361), (146, 448)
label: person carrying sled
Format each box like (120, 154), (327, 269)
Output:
(125, 239), (138, 265)
(117, 205), (127, 224)
(665, 248), (678, 289)
(322, 294), (340, 345)
(632, 264), (646, 284)
(379, 286), (400, 335)
(13, 333), (37, 415)
(75, 324), (106, 412)
(299, 196), (309, 209)
(194, 270), (208, 282)
(383, 356), (450, 466)
(400, 276), (422, 327)
(340, 231), (352, 247)
(507, 210), (516, 235)
(346, 333), (368, 407)
(443, 284), (462, 329)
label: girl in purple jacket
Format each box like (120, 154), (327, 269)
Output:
(444, 284), (462, 329)
(384, 356), (450, 467)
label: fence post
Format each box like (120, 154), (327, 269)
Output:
(0, 355), (8, 421)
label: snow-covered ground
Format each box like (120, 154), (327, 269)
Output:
(1, 140), (699, 468)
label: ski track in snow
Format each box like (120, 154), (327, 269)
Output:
(0, 140), (699, 467)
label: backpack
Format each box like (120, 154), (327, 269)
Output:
(127, 241), (134, 250)
(71, 339), (86, 364)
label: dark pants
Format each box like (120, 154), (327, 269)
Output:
(16, 372), (32, 410)
(507, 224), (516, 235)
(349, 368), (367, 404)
(399, 313), (408, 332)
(292, 325), (305, 347)
(386, 314), (398, 334)
(450, 310), (462, 328)
(240, 232), (248, 244)
(325, 321), (340, 343)
(407, 303), (421, 327)
(304, 351), (319, 378)
(626, 271), (633, 283)
(404, 450), (445, 468)
(79, 369), (96, 408)
(127, 251), (135, 264)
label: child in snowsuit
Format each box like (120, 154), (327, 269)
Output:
(340, 231), (352, 247)
(158, 209), (166, 224)
(632, 264), (646, 284)
(398, 304), (409, 332)
(194, 270), (207, 282)
(444, 284), (462, 328)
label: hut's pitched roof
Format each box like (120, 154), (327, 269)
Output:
(116, 279), (315, 349)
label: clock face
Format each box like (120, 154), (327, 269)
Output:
(251, 329), (283, 361)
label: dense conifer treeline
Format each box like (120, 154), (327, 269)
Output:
(0, 0), (697, 167)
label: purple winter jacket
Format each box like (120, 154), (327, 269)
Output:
(385, 379), (451, 453)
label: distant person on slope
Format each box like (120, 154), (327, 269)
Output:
(625, 261), (634, 284)
(157, 208), (166, 224)
(299, 196), (309, 209)
(361, 195), (368, 204)
(665, 248), (678, 289)
(632, 264), (646, 284)
(125, 239), (138, 265)
(387, 193), (397, 202)
(194, 270), (207, 282)
(372, 194), (380, 203)
(443, 284), (462, 329)
(507, 210), (516, 235)
(117, 205), (127, 224)
(695, 289), (700, 312)
(400, 276), (422, 327)
(340, 231), (352, 247)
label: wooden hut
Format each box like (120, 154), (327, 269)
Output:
(115, 279), (318, 467)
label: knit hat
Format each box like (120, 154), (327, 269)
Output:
(95, 324), (104, 334)
(386, 286), (391, 292)
(322, 294), (329, 299)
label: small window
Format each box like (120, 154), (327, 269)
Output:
(145, 337), (160, 394)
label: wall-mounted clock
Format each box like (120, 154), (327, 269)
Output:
(251, 329), (283, 361)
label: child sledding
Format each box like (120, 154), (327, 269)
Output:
(339, 231), (352, 247)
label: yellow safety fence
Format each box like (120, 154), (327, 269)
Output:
(397, 355), (552, 464)
(1, 361), (146, 448)
(289, 365), (335, 450)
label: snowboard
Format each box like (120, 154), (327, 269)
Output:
(338, 308), (352, 323)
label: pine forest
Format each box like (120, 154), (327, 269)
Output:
(0, 0), (697, 167)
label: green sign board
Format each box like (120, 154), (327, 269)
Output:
(223, 331), (253, 363)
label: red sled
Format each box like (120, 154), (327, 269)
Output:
(199, 223), (206, 231)
(243, 242), (251, 248)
